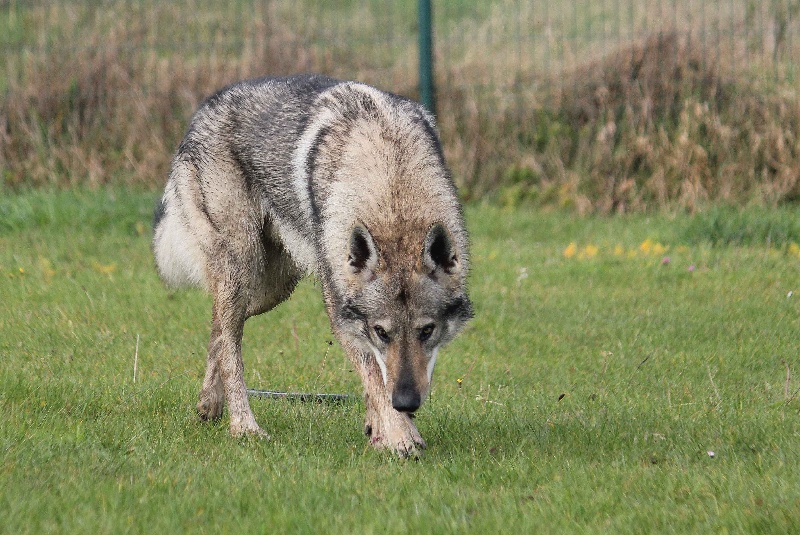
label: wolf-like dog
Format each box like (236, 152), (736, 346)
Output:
(153, 74), (472, 456)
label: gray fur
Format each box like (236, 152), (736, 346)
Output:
(153, 75), (472, 456)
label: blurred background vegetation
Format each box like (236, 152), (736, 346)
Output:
(1, 0), (798, 212)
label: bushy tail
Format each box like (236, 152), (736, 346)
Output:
(152, 170), (208, 289)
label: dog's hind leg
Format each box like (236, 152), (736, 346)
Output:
(198, 217), (300, 438)
(197, 307), (225, 421)
(212, 280), (268, 438)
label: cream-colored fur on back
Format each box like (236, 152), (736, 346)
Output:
(299, 83), (468, 297)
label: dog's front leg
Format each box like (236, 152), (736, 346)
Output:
(349, 346), (426, 457)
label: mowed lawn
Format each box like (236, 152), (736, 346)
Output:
(1, 188), (798, 533)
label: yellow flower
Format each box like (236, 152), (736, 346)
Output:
(92, 262), (117, 275)
(613, 244), (625, 256)
(563, 242), (578, 258)
(579, 244), (599, 259)
(639, 239), (668, 256)
(789, 243), (800, 258)
(38, 257), (56, 281)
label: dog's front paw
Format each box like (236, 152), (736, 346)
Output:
(367, 411), (426, 458)
(229, 414), (270, 440)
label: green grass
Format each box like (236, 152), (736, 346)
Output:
(1, 189), (799, 533)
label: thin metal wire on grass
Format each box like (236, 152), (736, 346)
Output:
(247, 389), (355, 404)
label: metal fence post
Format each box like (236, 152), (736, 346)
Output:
(418, 0), (435, 116)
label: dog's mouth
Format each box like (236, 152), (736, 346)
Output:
(392, 403), (420, 415)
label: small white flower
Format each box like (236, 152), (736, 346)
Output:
(707, 451), (715, 458)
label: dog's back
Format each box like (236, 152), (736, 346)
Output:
(153, 74), (467, 295)
(153, 74), (338, 289)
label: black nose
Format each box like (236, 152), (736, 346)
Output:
(392, 386), (421, 413)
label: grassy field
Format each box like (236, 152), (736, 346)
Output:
(1, 188), (799, 532)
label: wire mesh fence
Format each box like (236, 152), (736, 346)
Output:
(438, 0), (798, 87)
(2, 1), (797, 96)
(1, 1), (799, 208)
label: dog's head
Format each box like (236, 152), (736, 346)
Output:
(338, 222), (473, 413)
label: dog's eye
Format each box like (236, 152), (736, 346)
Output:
(373, 325), (390, 343)
(419, 323), (436, 342)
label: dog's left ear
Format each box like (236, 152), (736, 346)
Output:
(348, 223), (379, 277)
(423, 223), (460, 276)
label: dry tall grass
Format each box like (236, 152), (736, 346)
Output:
(0, 3), (325, 188)
(1, 2), (798, 212)
(442, 33), (799, 212)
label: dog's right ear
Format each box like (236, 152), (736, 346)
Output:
(348, 223), (379, 277)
